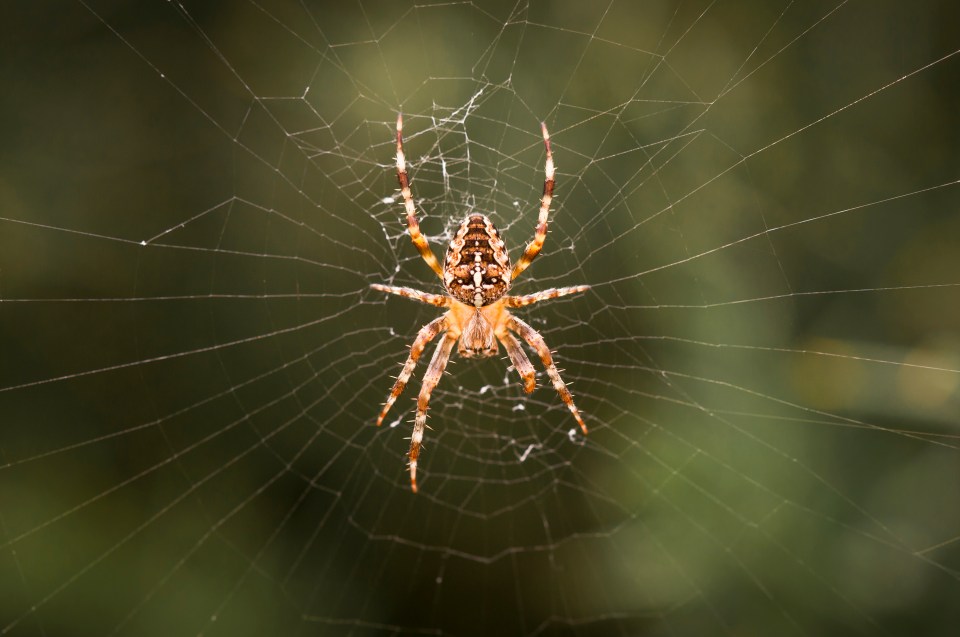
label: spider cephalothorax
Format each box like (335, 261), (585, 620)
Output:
(372, 114), (589, 492)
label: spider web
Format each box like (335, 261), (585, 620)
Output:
(2, 0), (959, 635)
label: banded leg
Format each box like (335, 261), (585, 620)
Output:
(507, 316), (587, 434)
(396, 114), (444, 279)
(498, 331), (536, 393)
(511, 122), (555, 281)
(506, 285), (590, 308)
(409, 332), (458, 492)
(376, 315), (447, 427)
(371, 283), (450, 307)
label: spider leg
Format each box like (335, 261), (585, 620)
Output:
(409, 332), (458, 492)
(511, 122), (555, 281)
(396, 114), (444, 280)
(371, 283), (451, 307)
(376, 315), (447, 427)
(497, 331), (536, 393)
(506, 285), (590, 308)
(507, 315), (587, 434)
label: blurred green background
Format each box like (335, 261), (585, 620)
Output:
(1, 1), (959, 635)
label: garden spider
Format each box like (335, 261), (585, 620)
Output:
(373, 114), (589, 492)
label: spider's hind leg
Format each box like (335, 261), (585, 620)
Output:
(395, 114), (445, 280)
(511, 122), (555, 281)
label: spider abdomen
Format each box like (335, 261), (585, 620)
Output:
(444, 214), (512, 307)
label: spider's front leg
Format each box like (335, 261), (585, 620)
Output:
(498, 331), (536, 393)
(507, 315), (587, 434)
(408, 332), (458, 492)
(377, 315), (447, 427)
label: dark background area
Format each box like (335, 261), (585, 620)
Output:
(1, 1), (959, 635)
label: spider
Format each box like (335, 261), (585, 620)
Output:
(372, 114), (589, 492)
